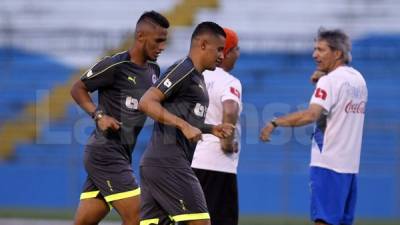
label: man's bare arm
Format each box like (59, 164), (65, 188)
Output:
(70, 80), (97, 116)
(260, 104), (324, 142)
(220, 100), (239, 153)
(139, 87), (202, 141)
(70, 80), (121, 131)
(272, 104), (324, 127)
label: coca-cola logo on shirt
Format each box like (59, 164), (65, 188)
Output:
(345, 101), (366, 114)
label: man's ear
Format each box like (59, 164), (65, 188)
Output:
(334, 50), (342, 61)
(137, 31), (146, 42)
(200, 39), (208, 50)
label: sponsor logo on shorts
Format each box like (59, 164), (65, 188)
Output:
(106, 180), (114, 192)
(179, 199), (187, 211)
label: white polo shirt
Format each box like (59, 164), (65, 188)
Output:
(191, 67), (242, 174)
(310, 66), (368, 174)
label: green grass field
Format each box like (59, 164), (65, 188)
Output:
(0, 209), (398, 225)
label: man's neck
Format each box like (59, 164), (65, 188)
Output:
(188, 52), (205, 74)
(220, 64), (231, 72)
(129, 46), (146, 66)
(327, 61), (345, 74)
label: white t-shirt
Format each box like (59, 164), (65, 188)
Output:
(310, 66), (368, 174)
(191, 67), (242, 174)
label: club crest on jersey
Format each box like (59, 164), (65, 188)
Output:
(163, 78), (172, 88)
(152, 74), (158, 84)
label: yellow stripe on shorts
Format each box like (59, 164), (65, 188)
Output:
(139, 218), (160, 225)
(172, 212), (210, 222)
(104, 188), (141, 202)
(80, 190), (100, 200)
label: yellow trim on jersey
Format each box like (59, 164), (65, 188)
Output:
(156, 58), (186, 88)
(81, 60), (130, 80)
(139, 218), (160, 225)
(80, 190), (100, 199)
(172, 212), (210, 222)
(104, 188), (141, 202)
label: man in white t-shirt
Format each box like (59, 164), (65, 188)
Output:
(191, 27), (242, 225)
(260, 28), (368, 225)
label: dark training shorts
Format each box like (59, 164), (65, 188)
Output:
(80, 146), (140, 203)
(193, 168), (239, 225)
(139, 166), (209, 225)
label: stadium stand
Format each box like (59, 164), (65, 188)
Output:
(0, 48), (74, 123)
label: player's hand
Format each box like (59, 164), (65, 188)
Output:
(96, 115), (122, 132)
(310, 70), (326, 84)
(259, 122), (275, 142)
(212, 123), (235, 138)
(181, 123), (202, 142)
(221, 140), (238, 153)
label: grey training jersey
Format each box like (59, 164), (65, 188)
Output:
(81, 51), (159, 162)
(141, 57), (209, 168)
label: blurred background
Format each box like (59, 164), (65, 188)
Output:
(0, 0), (399, 224)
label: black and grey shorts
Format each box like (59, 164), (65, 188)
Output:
(139, 166), (209, 225)
(79, 146), (140, 203)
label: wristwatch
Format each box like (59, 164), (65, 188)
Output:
(270, 118), (278, 128)
(92, 110), (105, 122)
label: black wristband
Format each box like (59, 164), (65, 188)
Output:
(89, 111), (95, 119)
(200, 124), (214, 134)
(270, 118), (278, 128)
